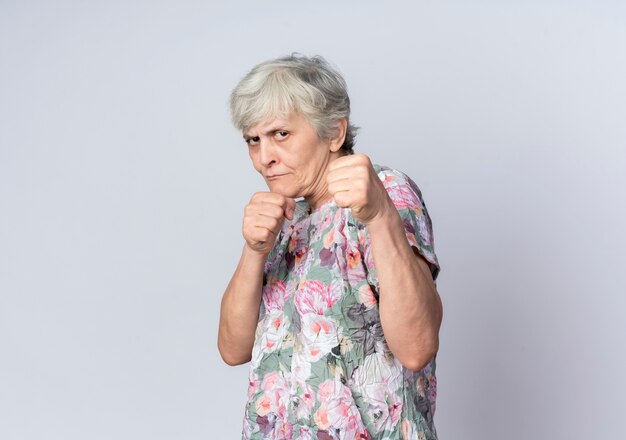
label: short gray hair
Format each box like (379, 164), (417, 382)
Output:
(229, 54), (358, 154)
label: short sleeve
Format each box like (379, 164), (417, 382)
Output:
(360, 165), (440, 282)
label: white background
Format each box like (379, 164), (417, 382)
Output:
(1, 1), (625, 439)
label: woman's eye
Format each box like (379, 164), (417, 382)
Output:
(246, 136), (260, 146)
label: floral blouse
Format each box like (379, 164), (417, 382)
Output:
(242, 165), (441, 440)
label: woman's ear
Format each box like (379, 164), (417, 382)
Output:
(329, 118), (348, 153)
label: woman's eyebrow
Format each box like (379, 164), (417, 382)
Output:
(243, 122), (289, 138)
(262, 125), (288, 135)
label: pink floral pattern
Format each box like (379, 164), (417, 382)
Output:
(243, 165), (440, 439)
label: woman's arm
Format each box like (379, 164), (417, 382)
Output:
(366, 208), (443, 371)
(217, 244), (266, 366)
(217, 192), (295, 366)
(327, 154), (442, 371)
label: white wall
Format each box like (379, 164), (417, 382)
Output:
(1, 1), (624, 439)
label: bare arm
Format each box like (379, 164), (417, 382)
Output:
(217, 245), (266, 366)
(327, 154), (442, 371)
(216, 192), (295, 366)
(366, 207), (443, 371)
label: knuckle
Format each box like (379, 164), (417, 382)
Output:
(251, 191), (269, 203)
(274, 194), (287, 206)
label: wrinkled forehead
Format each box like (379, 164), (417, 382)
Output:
(242, 116), (291, 136)
(242, 110), (316, 136)
(243, 109), (289, 131)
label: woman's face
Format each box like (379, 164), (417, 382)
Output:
(243, 112), (344, 205)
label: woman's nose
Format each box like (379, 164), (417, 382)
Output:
(259, 141), (278, 166)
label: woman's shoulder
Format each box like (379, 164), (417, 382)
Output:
(373, 164), (421, 193)
(374, 163), (408, 180)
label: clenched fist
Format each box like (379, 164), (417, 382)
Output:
(327, 154), (394, 224)
(243, 192), (296, 255)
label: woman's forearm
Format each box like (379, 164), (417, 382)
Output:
(367, 207), (443, 371)
(217, 244), (267, 365)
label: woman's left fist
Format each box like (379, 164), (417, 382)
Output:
(327, 154), (393, 224)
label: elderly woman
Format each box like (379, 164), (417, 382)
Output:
(218, 54), (443, 439)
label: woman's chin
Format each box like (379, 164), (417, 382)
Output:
(266, 183), (298, 198)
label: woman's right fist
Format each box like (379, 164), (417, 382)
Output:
(242, 192), (296, 255)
